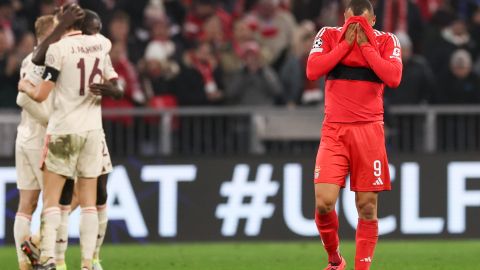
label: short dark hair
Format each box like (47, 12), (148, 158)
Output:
(82, 9), (102, 35)
(346, 0), (374, 16)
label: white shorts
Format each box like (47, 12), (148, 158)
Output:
(42, 129), (107, 179)
(15, 143), (43, 190)
(100, 131), (113, 175)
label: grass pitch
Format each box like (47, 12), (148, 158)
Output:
(0, 240), (479, 269)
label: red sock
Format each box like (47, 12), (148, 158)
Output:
(315, 210), (341, 265)
(355, 219), (378, 270)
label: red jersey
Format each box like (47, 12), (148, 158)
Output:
(306, 26), (403, 123)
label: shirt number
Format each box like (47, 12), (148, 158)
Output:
(77, 58), (103, 96)
(373, 160), (382, 177)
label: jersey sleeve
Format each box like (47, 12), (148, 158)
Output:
(44, 43), (62, 71)
(98, 34), (112, 53)
(306, 27), (351, 81)
(103, 55), (118, 81)
(43, 43), (62, 82)
(16, 93), (50, 125)
(359, 33), (403, 88)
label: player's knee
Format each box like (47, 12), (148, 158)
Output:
(356, 200), (377, 220)
(316, 198), (336, 215)
(19, 199), (37, 215)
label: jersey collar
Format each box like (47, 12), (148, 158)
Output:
(63, 30), (82, 38)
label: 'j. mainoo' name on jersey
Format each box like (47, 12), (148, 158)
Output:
(44, 31), (116, 135)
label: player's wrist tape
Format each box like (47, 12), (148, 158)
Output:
(42, 66), (60, 82)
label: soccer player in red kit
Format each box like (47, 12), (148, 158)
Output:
(306, 0), (402, 269)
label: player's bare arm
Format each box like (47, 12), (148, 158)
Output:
(31, 4), (85, 65)
(18, 79), (55, 103)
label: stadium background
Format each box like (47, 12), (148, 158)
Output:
(0, 0), (480, 269)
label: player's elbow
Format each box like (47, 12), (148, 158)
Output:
(306, 70), (317, 81)
(384, 70), (402, 88)
(306, 65), (320, 81)
(385, 78), (401, 88)
(306, 56), (325, 81)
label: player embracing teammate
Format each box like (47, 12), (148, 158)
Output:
(307, 0), (402, 270)
(18, 4), (118, 270)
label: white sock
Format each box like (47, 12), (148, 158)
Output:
(95, 206), (108, 259)
(80, 207), (98, 261)
(14, 213), (31, 263)
(55, 206), (70, 262)
(40, 207), (61, 259)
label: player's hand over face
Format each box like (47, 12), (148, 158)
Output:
(356, 25), (369, 46)
(345, 24), (357, 46)
(58, 4), (85, 28)
(90, 80), (122, 99)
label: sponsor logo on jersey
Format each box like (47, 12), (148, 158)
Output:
(373, 178), (384, 186)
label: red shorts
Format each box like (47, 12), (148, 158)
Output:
(314, 121), (391, 192)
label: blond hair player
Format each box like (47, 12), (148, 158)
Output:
(14, 15), (56, 270)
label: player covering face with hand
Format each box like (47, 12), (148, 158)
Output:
(306, 0), (402, 269)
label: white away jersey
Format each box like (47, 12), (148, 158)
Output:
(16, 53), (53, 149)
(45, 31), (116, 135)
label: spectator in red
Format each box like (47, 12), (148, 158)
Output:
(0, 0), (17, 50)
(102, 42), (145, 125)
(244, 0), (296, 69)
(173, 41), (224, 106)
(374, 0), (425, 52)
(221, 19), (270, 78)
(415, 0), (443, 20)
(226, 41), (283, 106)
(183, 0), (232, 43)
(108, 11), (145, 64)
(141, 17), (180, 103)
(0, 30), (33, 108)
(294, 20), (324, 105)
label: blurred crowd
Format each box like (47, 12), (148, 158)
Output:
(2, 0), (480, 110)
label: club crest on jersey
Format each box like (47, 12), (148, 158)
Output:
(46, 54), (55, 66)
